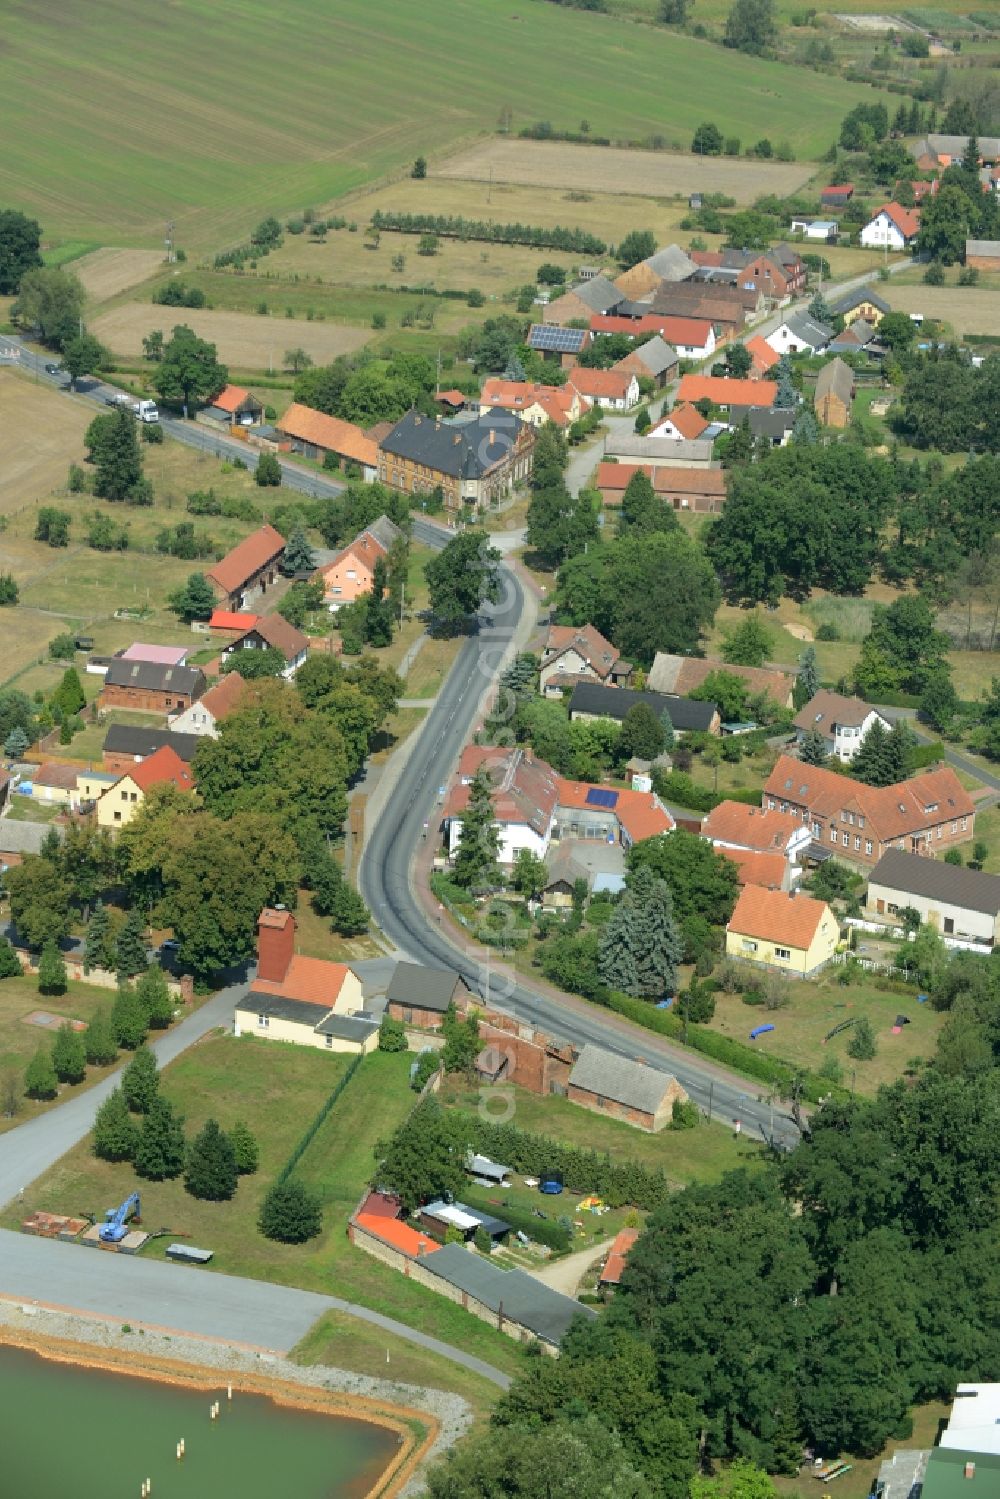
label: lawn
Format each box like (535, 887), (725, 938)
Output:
(971, 806), (1000, 874)
(0, 973), (126, 1134)
(0, 0), (888, 249)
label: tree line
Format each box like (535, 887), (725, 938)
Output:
(369, 211), (606, 256)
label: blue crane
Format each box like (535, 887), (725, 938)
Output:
(99, 1192), (141, 1243)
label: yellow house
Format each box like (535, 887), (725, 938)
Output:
(726, 886), (838, 977)
(96, 744), (195, 830)
(232, 909), (378, 1055)
(77, 770), (118, 807)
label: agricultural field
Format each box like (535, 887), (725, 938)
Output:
(74, 249), (168, 303)
(0, 0), (888, 250)
(885, 283), (1000, 336)
(434, 140), (813, 203)
(90, 305), (372, 368)
(0, 372), (95, 516)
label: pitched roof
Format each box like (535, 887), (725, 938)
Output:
(102, 725), (201, 762)
(103, 659), (206, 697)
(645, 244), (697, 279)
(355, 1213), (440, 1258)
(544, 623), (619, 679)
(563, 274), (622, 313)
(119, 643), (189, 667)
(604, 434), (715, 464)
(676, 375), (777, 409)
(821, 183), (854, 199)
(869, 849), (1000, 917)
(657, 402), (710, 440)
(436, 389), (466, 407)
(126, 743), (195, 794)
(702, 800), (804, 853)
(720, 846), (787, 890)
(479, 378), (581, 428)
(967, 239), (1000, 257)
(746, 335), (779, 374)
(251, 954), (352, 1007)
(32, 762), (79, 789)
(209, 610), (259, 632)
(527, 323), (590, 354)
(591, 313), (713, 348)
(830, 285), (891, 317)
(276, 403), (378, 467)
(0, 821), (61, 856)
(386, 961), (462, 1012)
(232, 612), (308, 662)
(194, 670), (250, 723)
(617, 335), (677, 378)
(600, 1226), (639, 1286)
(444, 746), (562, 837)
(206, 524), (286, 597)
(415, 1241), (594, 1344)
(212, 384), (260, 414)
(829, 319), (878, 352)
(555, 777), (674, 843)
(594, 462), (726, 500)
(728, 885), (833, 950)
(792, 689), (876, 735)
(569, 1044), (678, 1113)
(871, 201), (921, 239)
(647, 653), (793, 706)
(779, 312), (832, 350)
(568, 680), (718, 733)
(379, 410), (524, 479)
(764, 754), (976, 842)
(567, 367), (635, 400)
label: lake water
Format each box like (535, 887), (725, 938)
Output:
(0, 1344), (399, 1499)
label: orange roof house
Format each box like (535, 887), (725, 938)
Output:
(479, 378), (586, 429)
(653, 402), (710, 441)
(96, 744), (195, 829)
(719, 847), (788, 890)
(206, 524), (287, 610)
(676, 375), (777, 410)
(235, 909), (374, 1054)
(208, 610), (259, 634)
(276, 404), (378, 471)
(594, 462), (727, 514)
(745, 335), (779, 377)
(701, 800), (809, 857)
(726, 885), (838, 975)
(319, 514), (404, 611)
(567, 367), (639, 408)
(203, 384), (265, 427)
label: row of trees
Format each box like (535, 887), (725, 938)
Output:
(369, 210), (606, 256)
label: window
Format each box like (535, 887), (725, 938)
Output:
(841, 810), (848, 823)
(944, 917), (954, 935)
(257, 1014), (269, 1028)
(742, 939), (758, 952)
(858, 817), (865, 830)
(962, 817), (968, 830)
(865, 840), (873, 855)
(830, 828), (838, 843)
(113, 811), (122, 823)
(402, 1008), (413, 1023)
(775, 946), (790, 960)
(841, 833), (849, 847)
(120, 790), (128, 801)
(951, 821), (958, 834)
(812, 822), (821, 837)
(854, 836), (861, 851)
(325, 1035), (333, 1049)
(937, 827), (943, 839)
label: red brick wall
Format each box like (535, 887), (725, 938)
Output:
(98, 685), (194, 714)
(388, 1001), (445, 1031)
(472, 1012), (574, 1096)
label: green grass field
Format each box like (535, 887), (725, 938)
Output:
(0, 0), (888, 250)
(0, 974), (126, 1134)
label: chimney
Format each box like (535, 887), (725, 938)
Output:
(256, 908), (295, 983)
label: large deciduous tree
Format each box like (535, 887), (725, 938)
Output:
(425, 530), (502, 630)
(0, 209), (42, 294)
(153, 323), (228, 416)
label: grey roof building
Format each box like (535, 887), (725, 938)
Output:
(102, 725), (201, 763)
(780, 311), (833, 352)
(244, 991), (377, 1046)
(727, 406), (795, 444)
(604, 434), (715, 466)
(415, 1241), (595, 1346)
(568, 680), (718, 733)
(644, 245), (697, 282)
(102, 659), (206, 698)
(564, 274), (623, 314)
(569, 1044), (682, 1122)
(814, 356), (855, 407)
(379, 409), (525, 481)
(386, 961), (464, 1015)
(869, 850), (1000, 919)
(829, 285), (891, 319)
(622, 335), (678, 379)
(0, 820), (63, 860)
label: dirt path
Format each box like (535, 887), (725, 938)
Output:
(523, 1239), (616, 1297)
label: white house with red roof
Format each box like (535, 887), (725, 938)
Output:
(567, 367), (639, 411)
(540, 622), (627, 697)
(860, 202), (921, 251)
(652, 402), (711, 443)
(478, 378), (588, 430)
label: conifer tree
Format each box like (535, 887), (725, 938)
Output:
(185, 1118), (238, 1200)
(121, 1044), (159, 1113)
(0, 936), (21, 979)
(3, 725), (28, 757)
(884, 718), (917, 782)
(24, 1046), (58, 1100)
(135, 965), (174, 1028)
(229, 1120), (259, 1175)
(84, 899), (113, 974)
(453, 767), (501, 891)
(37, 939), (67, 996)
(799, 726), (828, 766)
(794, 644), (820, 709)
(115, 908), (148, 983)
(847, 1015), (878, 1060)
(259, 1179), (322, 1243)
(84, 1007), (118, 1067)
(598, 891), (641, 994)
(774, 354), (797, 409)
(111, 984), (148, 1050)
(659, 709), (676, 753)
(134, 1095), (186, 1180)
(853, 719), (894, 786)
(51, 1020), (86, 1084)
(92, 1087), (138, 1162)
(281, 522), (316, 576)
(631, 866), (683, 1000)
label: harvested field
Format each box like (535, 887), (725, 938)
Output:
(0, 372), (94, 515)
(74, 248), (166, 302)
(91, 305), (371, 367)
(434, 140), (813, 203)
(886, 284), (1000, 335)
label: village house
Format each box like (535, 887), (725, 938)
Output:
(568, 680), (720, 735)
(567, 367), (639, 411)
(745, 335), (779, 378)
(793, 690), (890, 762)
(727, 405), (795, 447)
(169, 670), (250, 738)
(611, 244), (696, 300)
(594, 460), (727, 513)
(910, 134), (1000, 170)
(719, 847), (790, 891)
(813, 358), (855, 429)
(98, 659), (206, 715)
(541, 846), (590, 909)
(691, 249), (796, 306)
(233, 908), (376, 1054)
(613, 335), (678, 390)
(591, 312), (715, 360)
(102, 725), (200, 774)
(867, 848), (1000, 949)
(26, 763), (78, 806)
(763, 754), (976, 867)
(860, 202), (920, 251)
(567, 1045), (686, 1132)
(526, 324), (592, 368)
(276, 403), (378, 477)
(205, 524), (287, 611)
(540, 622), (626, 696)
(318, 515), (402, 611)
(828, 320), (880, 358)
(197, 384), (265, 431)
(675, 374), (777, 412)
(965, 239), (1000, 273)
(769, 244), (808, 295)
(378, 410), (534, 514)
(726, 885), (839, 977)
(765, 312), (832, 357)
(653, 402), (711, 442)
(478, 377), (587, 429)
(702, 799), (812, 869)
(385, 962), (466, 1030)
(542, 274), (623, 325)
(647, 653), (795, 710)
(829, 285), (891, 326)
(96, 744), (195, 829)
(221, 613), (308, 678)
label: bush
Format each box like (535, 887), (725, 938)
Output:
(815, 622), (840, 642)
(923, 262), (945, 286)
(378, 1014), (408, 1052)
(259, 1180), (323, 1243)
(142, 422), (164, 444)
(230, 1120), (259, 1175)
(670, 1097), (700, 1130)
(410, 1050), (439, 1091)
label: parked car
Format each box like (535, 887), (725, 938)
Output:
(44, 363), (61, 375)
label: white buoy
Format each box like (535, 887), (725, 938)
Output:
(180, 1438), (185, 1456)
(146, 1483), (152, 1495)
(176, 1443), (182, 1461)
(227, 1383), (232, 1401)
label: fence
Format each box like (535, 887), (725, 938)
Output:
(276, 1050), (363, 1184)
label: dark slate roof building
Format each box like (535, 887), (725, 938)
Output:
(102, 725), (201, 763)
(414, 1241), (595, 1346)
(869, 849), (1000, 918)
(379, 410), (525, 480)
(385, 962), (464, 1015)
(568, 680), (718, 733)
(103, 659), (206, 698)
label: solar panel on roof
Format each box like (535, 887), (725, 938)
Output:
(585, 787), (619, 809)
(528, 324), (583, 353)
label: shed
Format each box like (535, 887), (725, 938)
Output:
(414, 1241), (595, 1347)
(466, 1153), (512, 1186)
(567, 1044), (685, 1132)
(813, 357), (854, 429)
(386, 961), (464, 1029)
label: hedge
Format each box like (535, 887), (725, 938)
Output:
(460, 1185), (571, 1252)
(911, 741), (944, 769)
(369, 210), (606, 256)
(276, 1052), (363, 1184)
(652, 769), (761, 814)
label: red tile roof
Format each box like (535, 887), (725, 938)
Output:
(277, 403), (378, 468)
(251, 955), (350, 1007)
(212, 384), (254, 414)
(568, 368), (635, 400)
(728, 885), (832, 950)
(764, 755), (976, 843)
(437, 389), (466, 407)
(232, 612), (308, 662)
(745, 335), (780, 374)
(206, 525), (286, 597)
(354, 1214), (439, 1258)
(544, 623), (619, 678)
(595, 463), (725, 503)
(127, 744), (195, 794)
(209, 610), (259, 632)
(677, 375), (777, 408)
(195, 670), (250, 722)
(359, 1190), (402, 1220)
(872, 201), (921, 240)
(590, 312), (713, 348)
(821, 183), (854, 198)
(480, 378), (582, 428)
(720, 847), (787, 889)
(556, 778), (674, 844)
(702, 800), (803, 853)
(657, 402), (710, 440)
(600, 1226), (639, 1286)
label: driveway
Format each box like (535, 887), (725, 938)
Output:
(523, 1239), (614, 1297)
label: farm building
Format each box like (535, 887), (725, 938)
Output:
(595, 461), (726, 513)
(205, 524), (287, 611)
(102, 724), (201, 773)
(542, 275), (622, 325)
(413, 1241), (595, 1350)
(526, 323), (592, 368)
(648, 653), (794, 709)
(613, 335), (678, 389)
(276, 403), (378, 475)
(568, 680), (720, 735)
(98, 659), (206, 715)
(567, 1045), (686, 1132)
(598, 1227), (639, 1296)
(675, 375), (777, 411)
(966, 239), (1000, 273)
(813, 357), (855, 428)
(385, 961), (466, 1030)
(197, 384), (265, 430)
(867, 849), (1000, 949)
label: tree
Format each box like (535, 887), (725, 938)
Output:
(692, 1461), (777, 1499)
(153, 323), (228, 416)
(255, 451), (282, 487)
(620, 702), (666, 761)
(12, 266), (85, 348)
(412, 156), (427, 178)
(628, 829), (740, 930)
(378, 1013), (409, 1052)
(84, 1008), (118, 1067)
(52, 666), (85, 717)
(659, 0), (691, 19)
(453, 766), (501, 891)
(135, 965), (174, 1028)
(722, 613), (773, 668)
(425, 531), (502, 629)
(37, 939), (67, 996)
(62, 332), (104, 389)
(363, 555), (396, 647)
(230, 1120), (259, 1174)
(0, 572), (19, 606)
(660, 709), (676, 753)
(88, 408), (143, 501)
(169, 571), (216, 623)
(511, 849), (548, 900)
(51, 1020), (86, 1084)
(3, 725), (28, 758)
(852, 719), (894, 786)
(920, 669), (959, 732)
(799, 725), (828, 765)
(916, 184), (972, 266)
(115, 908), (148, 984)
(143, 329), (164, 362)
(527, 480), (599, 570)
(281, 523), (315, 576)
(24, 1046), (58, 1100)
(724, 0), (776, 53)
(617, 230), (657, 270)
(598, 865), (682, 1000)
(808, 292), (832, 325)
(726, 343), (752, 379)
(847, 1014), (878, 1060)
(35, 506), (70, 547)
(259, 1179), (323, 1242)
(691, 122), (724, 156)
(111, 985), (148, 1050)
(83, 900), (112, 975)
(283, 346), (312, 374)
(6, 855), (71, 949)
(92, 1087), (138, 1161)
(791, 406), (819, 447)
(884, 718), (916, 782)
(619, 470), (675, 537)
(426, 1416), (653, 1499)
(793, 644), (820, 710)
(0, 209), (42, 294)
(774, 353), (796, 410)
(441, 1002), (481, 1075)
(134, 1094), (186, 1180)
(858, 596), (949, 696)
(121, 1044), (159, 1113)
(689, 669), (748, 723)
(376, 1096), (465, 1212)
(0, 938), (21, 980)
(185, 1117), (238, 1200)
